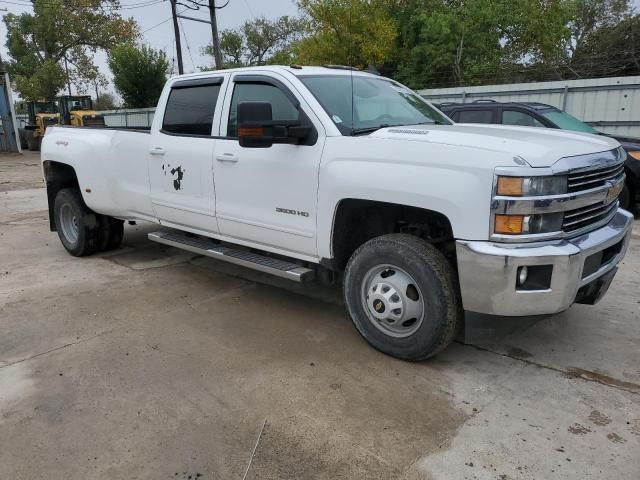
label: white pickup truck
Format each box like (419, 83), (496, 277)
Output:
(41, 66), (633, 360)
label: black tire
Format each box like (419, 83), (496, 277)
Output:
(619, 181), (635, 214)
(53, 188), (101, 257)
(25, 130), (35, 151)
(343, 234), (462, 361)
(97, 216), (124, 252)
(18, 129), (28, 150)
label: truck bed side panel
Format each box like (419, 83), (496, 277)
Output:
(41, 127), (155, 220)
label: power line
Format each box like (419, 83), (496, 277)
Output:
(0, 0), (165, 10)
(141, 6), (189, 33)
(178, 17), (195, 71)
(241, 0), (253, 18)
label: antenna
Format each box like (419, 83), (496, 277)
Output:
(348, 2), (354, 134)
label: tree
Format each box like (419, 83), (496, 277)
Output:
(108, 43), (169, 108)
(204, 15), (306, 68)
(3, 0), (137, 101)
(218, 30), (245, 68)
(294, 0), (398, 68)
(566, 0), (631, 55)
(571, 14), (640, 77)
(392, 0), (572, 88)
(94, 92), (118, 111)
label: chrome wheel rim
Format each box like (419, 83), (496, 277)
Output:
(361, 264), (425, 338)
(59, 204), (79, 244)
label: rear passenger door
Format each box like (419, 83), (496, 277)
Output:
(148, 76), (225, 234)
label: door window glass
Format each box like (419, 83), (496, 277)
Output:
(502, 110), (545, 128)
(227, 82), (299, 137)
(457, 109), (493, 123)
(162, 83), (221, 135)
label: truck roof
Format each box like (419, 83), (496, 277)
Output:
(168, 65), (383, 81)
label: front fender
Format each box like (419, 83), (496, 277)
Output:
(316, 137), (521, 260)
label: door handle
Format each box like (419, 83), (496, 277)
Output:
(216, 153), (238, 163)
(149, 147), (166, 156)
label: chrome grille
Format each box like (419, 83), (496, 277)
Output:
(567, 163), (625, 192)
(563, 200), (619, 233)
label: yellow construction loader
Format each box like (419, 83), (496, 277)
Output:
(18, 101), (59, 151)
(57, 95), (105, 127)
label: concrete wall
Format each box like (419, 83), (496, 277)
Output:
(418, 76), (640, 138)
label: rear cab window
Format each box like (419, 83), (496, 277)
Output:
(162, 78), (223, 136)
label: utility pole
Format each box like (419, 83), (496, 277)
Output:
(169, 0), (184, 74)
(208, 0), (223, 69)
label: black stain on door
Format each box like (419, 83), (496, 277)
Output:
(170, 166), (184, 190)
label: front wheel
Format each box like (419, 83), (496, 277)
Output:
(343, 234), (462, 361)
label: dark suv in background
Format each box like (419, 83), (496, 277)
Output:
(436, 100), (640, 213)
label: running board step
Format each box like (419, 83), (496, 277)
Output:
(148, 231), (315, 282)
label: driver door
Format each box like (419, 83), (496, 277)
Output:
(213, 73), (324, 257)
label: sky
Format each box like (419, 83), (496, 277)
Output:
(0, 0), (300, 99)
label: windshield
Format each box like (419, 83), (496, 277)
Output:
(299, 74), (450, 135)
(33, 102), (55, 114)
(65, 97), (93, 111)
(542, 110), (597, 134)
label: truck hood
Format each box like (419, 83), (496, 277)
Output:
(371, 123), (620, 168)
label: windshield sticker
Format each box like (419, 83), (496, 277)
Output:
(332, 115), (343, 124)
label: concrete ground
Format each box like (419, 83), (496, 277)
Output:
(1, 152), (639, 480)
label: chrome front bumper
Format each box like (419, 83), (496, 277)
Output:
(456, 209), (634, 316)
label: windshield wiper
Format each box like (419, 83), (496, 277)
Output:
(350, 124), (390, 136)
(350, 120), (442, 136)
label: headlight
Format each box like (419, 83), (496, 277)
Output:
(496, 175), (567, 196)
(495, 213), (564, 235)
(629, 151), (640, 161)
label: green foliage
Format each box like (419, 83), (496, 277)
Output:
(94, 92), (118, 111)
(566, 0), (631, 54)
(205, 16), (307, 68)
(14, 58), (66, 101)
(295, 0), (635, 88)
(571, 14), (640, 77)
(108, 43), (168, 108)
(393, 0), (573, 88)
(3, 0), (138, 101)
(218, 30), (245, 68)
(294, 0), (398, 67)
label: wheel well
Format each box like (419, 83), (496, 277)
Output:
(329, 199), (455, 271)
(43, 161), (80, 231)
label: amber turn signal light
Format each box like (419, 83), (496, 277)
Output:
(496, 177), (523, 196)
(495, 214), (524, 234)
(238, 127), (264, 137)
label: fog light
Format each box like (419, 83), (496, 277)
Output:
(517, 266), (528, 286)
